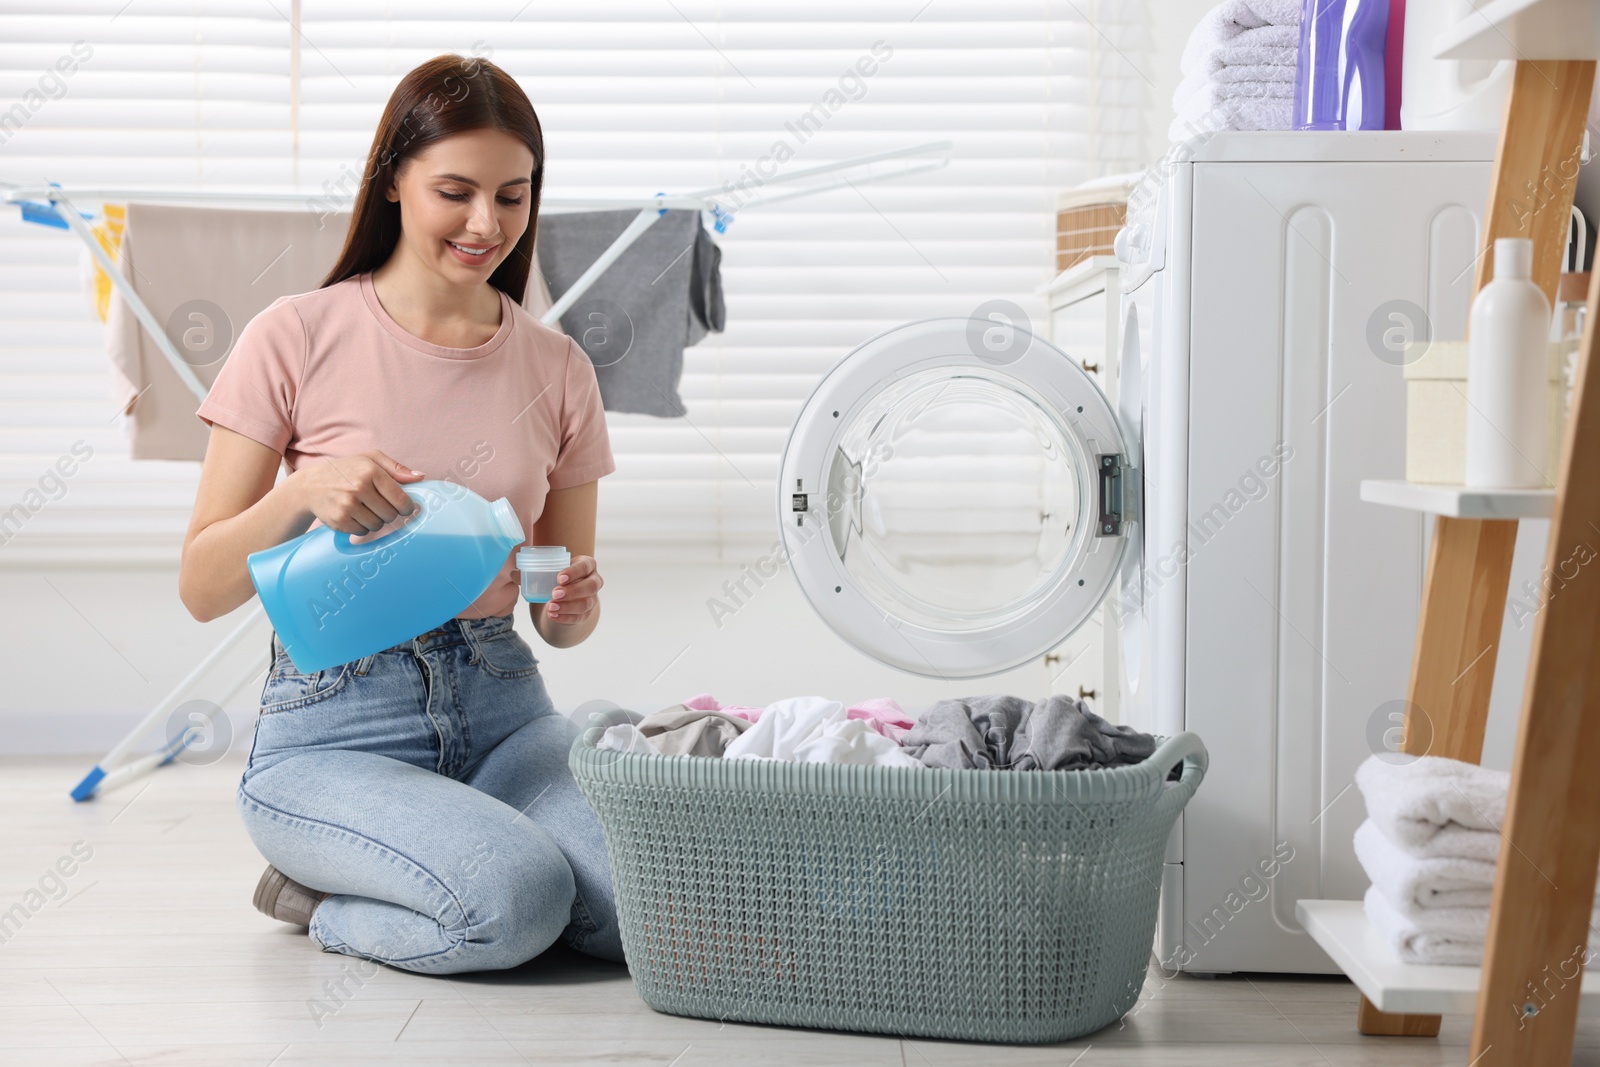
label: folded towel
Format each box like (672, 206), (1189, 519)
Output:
(1170, 1), (1302, 146)
(1173, 67), (1295, 115)
(1355, 816), (1600, 921)
(1212, 63), (1299, 86)
(1169, 88), (1295, 142)
(1355, 754), (1509, 852)
(1354, 818), (1503, 914)
(1210, 26), (1301, 69)
(1394, 822), (1503, 863)
(1363, 884), (1488, 966)
(1179, 1), (1302, 77)
(1364, 883), (1600, 966)
(1184, 24), (1301, 79)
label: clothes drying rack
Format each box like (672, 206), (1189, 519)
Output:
(1, 140), (952, 801)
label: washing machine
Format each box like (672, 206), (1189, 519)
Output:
(777, 130), (1506, 975)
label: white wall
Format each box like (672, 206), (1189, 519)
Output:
(0, 555), (1105, 757)
(1143, 0), (1220, 162)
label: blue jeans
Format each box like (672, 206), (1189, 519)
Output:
(236, 613), (624, 974)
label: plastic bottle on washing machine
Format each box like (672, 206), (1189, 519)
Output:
(247, 479), (525, 674)
(1292, 0), (1390, 131)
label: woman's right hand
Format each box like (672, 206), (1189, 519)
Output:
(290, 450), (427, 535)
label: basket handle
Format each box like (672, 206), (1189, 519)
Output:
(1149, 731), (1208, 815)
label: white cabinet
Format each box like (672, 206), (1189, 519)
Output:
(1043, 254), (1122, 720)
(1046, 254), (1122, 406)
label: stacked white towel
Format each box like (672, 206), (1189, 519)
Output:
(1169, 0), (1302, 144)
(1353, 754), (1600, 965)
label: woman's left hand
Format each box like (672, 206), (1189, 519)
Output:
(546, 554), (603, 624)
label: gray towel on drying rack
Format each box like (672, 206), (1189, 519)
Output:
(536, 207), (724, 417)
(902, 693), (1158, 771)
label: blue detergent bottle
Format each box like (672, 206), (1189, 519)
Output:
(247, 479), (525, 673)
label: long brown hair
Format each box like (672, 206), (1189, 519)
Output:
(321, 53), (543, 302)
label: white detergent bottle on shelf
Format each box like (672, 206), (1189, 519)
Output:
(1465, 238), (1552, 489)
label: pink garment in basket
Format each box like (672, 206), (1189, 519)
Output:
(680, 693), (914, 744)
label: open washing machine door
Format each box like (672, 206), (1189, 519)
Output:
(777, 317), (1139, 678)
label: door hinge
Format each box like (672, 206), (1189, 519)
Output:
(1097, 454), (1140, 537)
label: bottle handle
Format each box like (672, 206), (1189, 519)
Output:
(331, 487), (427, 556)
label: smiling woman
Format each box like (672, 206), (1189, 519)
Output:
(178, 52), (622, 979)
(367, 126), (536, 348)
(321, 52), (543, 307)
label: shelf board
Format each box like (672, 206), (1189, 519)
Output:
(1298, 899), (1600, 1015)
(1360, 479), (1555, 519)
(1039, 254), (1119, 295)
(1434, 0), (1600, 61)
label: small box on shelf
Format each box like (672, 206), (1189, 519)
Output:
(1403, 340), (1568, 487)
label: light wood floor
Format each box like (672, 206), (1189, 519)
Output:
(6, 754), (1598, 1066)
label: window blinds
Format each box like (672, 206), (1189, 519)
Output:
(0, 1), (1147, 565)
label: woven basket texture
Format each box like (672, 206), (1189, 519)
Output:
(569, 728), (1207, 1043)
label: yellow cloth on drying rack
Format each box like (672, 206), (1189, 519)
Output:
(88, 203), (125, 322)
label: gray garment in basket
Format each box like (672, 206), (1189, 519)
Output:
(902, 694), (1157, 771)
(536, 208), (724, 417)
(636, 705), (752, 757)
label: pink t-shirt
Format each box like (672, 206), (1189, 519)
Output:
(196, 272), (615, 619)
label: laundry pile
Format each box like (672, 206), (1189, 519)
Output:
(1170, 0), (1302, 144)
(597, 696), (918, 767)
(682, 692), (915, 743)
(902, 694), (1156, 771)
(1354, 754), (1600, 965)
(594, 693), (1158, 772)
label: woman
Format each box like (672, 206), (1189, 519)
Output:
(178, 54), (624, 973)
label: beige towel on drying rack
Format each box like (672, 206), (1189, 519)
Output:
(105, 202), (350, 461)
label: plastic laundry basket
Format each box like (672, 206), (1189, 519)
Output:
(569, 728), (1207, 1044)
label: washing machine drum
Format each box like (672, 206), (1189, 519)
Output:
(777, 317), (1139, 679)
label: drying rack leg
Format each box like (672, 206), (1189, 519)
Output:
(71, 602), (268, 801)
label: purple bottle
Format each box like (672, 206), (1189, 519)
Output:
(1293, 0), (1389, 130)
